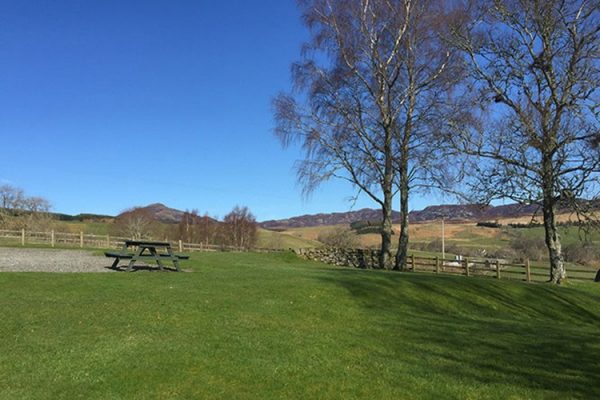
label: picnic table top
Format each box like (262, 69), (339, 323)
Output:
(124, 240), (171, 247)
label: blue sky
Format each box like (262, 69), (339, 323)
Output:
(0, 0), (446, 220)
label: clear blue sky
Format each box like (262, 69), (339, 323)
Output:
(0, 0), (443, 220)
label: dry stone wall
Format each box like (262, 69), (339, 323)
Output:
(294, 248), (382, 269)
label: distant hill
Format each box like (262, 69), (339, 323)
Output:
(260, 208), (401, 229)
(408, 203), (542, 223)
(259, 203), (549, 229)
(115, 203), (221, 225)
(135, 203), (185, 223)
(72, 200), (595, 229)
(114, 203), (179, 224)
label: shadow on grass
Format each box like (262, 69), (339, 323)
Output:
(318, 269), (600, 398)
(105, 265), (180, 272)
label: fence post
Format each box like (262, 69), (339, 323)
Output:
(106, 234), (110, 248)
(496, 260), (501, 280)
(526, 258), (531, 283)
(51, 230), (55, 248)
(179, 240), (183, 252)
(411, 254), (415, 271)
(435, 256), (440, 274)
(465, 257), (470, 277)
(21, 228), (25, 246)
(80, 232), (84, 248)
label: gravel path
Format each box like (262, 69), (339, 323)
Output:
(0, 248), (114, 272)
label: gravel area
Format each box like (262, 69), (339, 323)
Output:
(0, 248), (114, 272)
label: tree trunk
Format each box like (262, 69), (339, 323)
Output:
(379, 124), (395, 269)
(394, 75), (415, 271)
(542, 160), (566, 283)
(394, 201), (409, 270)
(380, 190), (394, 269)
(542, 199), (566, 283)
(395, 159), (409, 270)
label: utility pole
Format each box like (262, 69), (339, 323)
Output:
(441, 217), (445, 262)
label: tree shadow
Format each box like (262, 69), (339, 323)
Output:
(317, 269), (600, 398)
(105, 264), (179, 272)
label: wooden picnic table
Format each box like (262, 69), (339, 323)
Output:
(105, 240), (189, 272)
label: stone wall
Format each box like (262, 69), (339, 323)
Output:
(294, 247), (382, 269)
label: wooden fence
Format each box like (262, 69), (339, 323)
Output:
(405, 254), (597, 283)
(0, 229), (595, 281)
(0, 229), (244, 253)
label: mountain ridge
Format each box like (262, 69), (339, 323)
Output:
(103, 201), (595, 227)
(259, 203), (546, 229)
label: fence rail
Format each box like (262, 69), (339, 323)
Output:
(1, 229), (596, 281)
(405, 254), (597, 282)
(0, 229), (247, 253)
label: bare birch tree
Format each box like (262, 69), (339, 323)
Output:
(274, 0), (463, 268)
(0, 185), (53, 230)
(223, 206), (258, 250)
(176, 210), (221, 246)
(448, 0), (600, 283)
(390, 1), (466, 270)
(0, 185), (24, 210)
(113, 207), (154, 240)
(178, 210), (202, 243)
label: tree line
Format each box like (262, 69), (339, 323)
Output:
(274, 0), (599, 283)
(112, 205), (258, 249)
(0, 184), (53, 231)
(0, 184), (259, 250)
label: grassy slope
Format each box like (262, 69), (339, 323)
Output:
(512, 225), (600, 245)
(256, 228), (321, 249)
(21, 214), (600, 254)
(283, 220), (600, 247)
(52, 221), (112, 235)
(1, 251), (599, 399)
(281, 222), (510, 250)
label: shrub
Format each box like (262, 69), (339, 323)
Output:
(510, 236), (547, 261)
(318, 227), (359, 248)
(563, 242), (600, 267)
(349, 220), (371, 230)
(487, 247), (518, 260)
(355, 226), (390, 235)
(419, 239), (474, 257)
(477, 221), (502, 228)
(350, 220), (391, 235)
(424, 239), (442, 252)
(508, 222), (542, 228)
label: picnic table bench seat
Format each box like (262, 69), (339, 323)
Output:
(104, 251), (134, 259)
(104, 251), (189, 260)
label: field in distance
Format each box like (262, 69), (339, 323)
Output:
(12, 209), (600, 260)
(278, 213), (600, 254)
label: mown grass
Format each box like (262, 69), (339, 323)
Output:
(0, 251), (599, 399)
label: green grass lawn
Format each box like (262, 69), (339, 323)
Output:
(1, 251), (599, 399)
